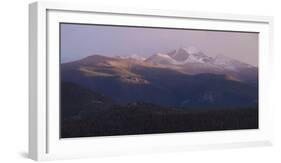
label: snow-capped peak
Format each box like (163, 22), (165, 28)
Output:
(144, 52), (176, 65)
(183, 46), (200, 54)
(155, 53), (172, 59)
(168, 47), (213, 64)
(115, 54), (145, 61)
(214, 54), (253, 70)
(145, 47), (214, 65)
(168, 48), (190, 62)
(129, 54), (146, 61)
(144, 47), (255, 71)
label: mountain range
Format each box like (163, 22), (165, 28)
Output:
(61, 47), (258, 109)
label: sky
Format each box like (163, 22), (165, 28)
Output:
(60, 23), (259, 66)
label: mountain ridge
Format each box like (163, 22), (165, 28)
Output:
(61, 48), (258, 108)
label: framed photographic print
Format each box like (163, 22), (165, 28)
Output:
(29, 1), (274, 161)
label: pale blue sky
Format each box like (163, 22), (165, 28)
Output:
(60, 23), (258, 66)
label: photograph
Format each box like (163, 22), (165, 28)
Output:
(60, 23), (259, 138)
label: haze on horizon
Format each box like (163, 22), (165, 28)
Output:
(61, 23), (259, 66)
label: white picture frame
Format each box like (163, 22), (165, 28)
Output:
(29, 1), (274, 161)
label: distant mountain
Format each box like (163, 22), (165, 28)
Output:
(144, 47), (258, 84)
(145, 47), (255, 68)
(115, 54), (145, 61)
(145, 47), (214, 65)
(168, 47), (214, 64)
(61, 50), (258, 108)
(144, 53), (177, 65)
(213, 54), (253, 70)
(61, 47), (258, 138)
